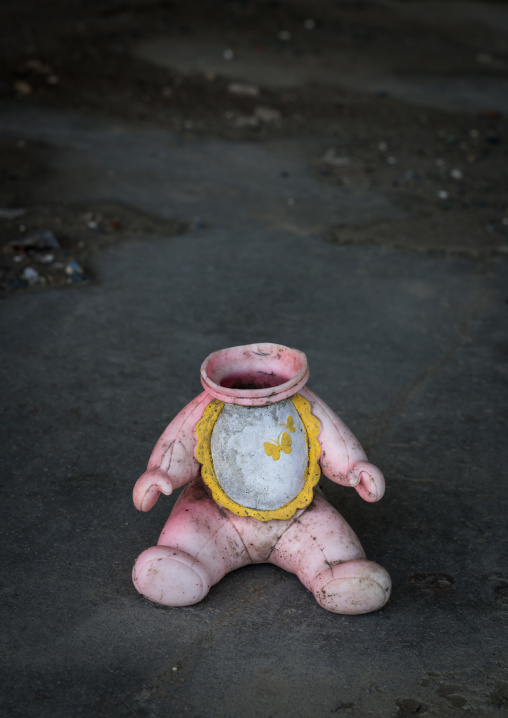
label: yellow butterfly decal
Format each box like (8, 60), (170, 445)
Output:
(264, 421), (294, 461)
(280, 431), (292, 454)
(264, 441), (281, 461)
(279, 416), (296, 433)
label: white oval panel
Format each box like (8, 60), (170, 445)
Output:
(210, 399), (308, 511)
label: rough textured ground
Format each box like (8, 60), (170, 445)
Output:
(1, 1), (507, 717)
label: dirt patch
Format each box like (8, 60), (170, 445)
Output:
(325, 210), (506, 257)
(0, 197), (187, 297)
(0, 0), (507, 261)
(490, 682), (508, 709)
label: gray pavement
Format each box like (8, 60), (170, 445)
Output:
(1, 1), (508, 715)
(1, 103), (507, 718)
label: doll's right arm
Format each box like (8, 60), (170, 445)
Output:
(133, 391), (213, 512)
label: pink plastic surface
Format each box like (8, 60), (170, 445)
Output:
(133, 391), (213, 512)
(200, 343), (309, 406)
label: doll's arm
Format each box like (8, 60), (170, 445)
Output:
(133, 391), (213, 512)
(300, 386), (385, 503)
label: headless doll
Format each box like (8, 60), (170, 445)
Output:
(132, 343), (391, 614)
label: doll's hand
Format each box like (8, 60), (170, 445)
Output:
(133, 468), (173, 512)
(347, 461), (385, 503)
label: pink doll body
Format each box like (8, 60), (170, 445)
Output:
(132, 344), (391, 615)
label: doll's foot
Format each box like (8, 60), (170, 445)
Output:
(132, 546), (210, 606)
(310, 559), (391, 615)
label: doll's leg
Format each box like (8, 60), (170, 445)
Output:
(269, 492), (391, 614)
(132, 479), (251, 606)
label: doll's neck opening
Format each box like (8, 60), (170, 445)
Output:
(200, 343), (309, 407)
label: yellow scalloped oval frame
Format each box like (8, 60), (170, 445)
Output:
(195, 393), (321, 521)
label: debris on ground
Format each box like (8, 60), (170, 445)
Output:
(9, 229), (60, 250)
(0, 201), (188, 297)
(254, 106), (282, 123)
(65, 260), (86, 282)
(21, 266), (40, 285)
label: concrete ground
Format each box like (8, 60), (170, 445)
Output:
(1, 1), (507, 716)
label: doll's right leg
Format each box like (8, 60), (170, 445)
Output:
(132, 479), (251, 606)
(268, 492), (391, 614)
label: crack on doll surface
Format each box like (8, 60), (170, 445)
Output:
(225, 515), (254, 563)
(158, 392), (210, 473)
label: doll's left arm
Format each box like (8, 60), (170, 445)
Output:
(300, 386), (385, 502)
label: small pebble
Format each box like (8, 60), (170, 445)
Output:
(501, 217), (508, 226)
(450, 168), (463, 180)
(223, 49), (234, 61)
(287, 197), (295, 206)
(278, 30), (291, 41)
(303, 19), (315, 30)
(22, 267), (40, 285)
(437, 190), (449, 200)
(38, 253), (55, 264)
(378, 141), (388, 152)
(255, 106), (281, 123)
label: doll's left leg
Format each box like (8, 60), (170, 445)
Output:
(269, 492), (391, 614)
